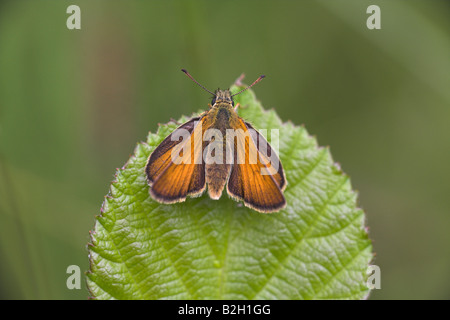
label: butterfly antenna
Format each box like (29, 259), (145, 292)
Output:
(181, 69), (216, 96)
(231, 74), (265, 97)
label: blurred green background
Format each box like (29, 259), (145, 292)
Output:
(0, 0), (449, 300)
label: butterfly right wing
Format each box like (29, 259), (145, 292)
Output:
(226, 118), (286, 213)
(244, 121), (286, 191)
(145, 116), (207, 203)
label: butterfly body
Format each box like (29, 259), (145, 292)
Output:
(202, 90), (236, 200)
(146, 72), (287, 213)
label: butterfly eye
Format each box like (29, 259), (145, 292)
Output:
(211, 97), (216, 105)
(230, 97), (235, 106)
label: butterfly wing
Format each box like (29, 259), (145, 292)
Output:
(244, 121), (286, 191)
(227, 118), (286, 213)
(145, 116), (207, 203)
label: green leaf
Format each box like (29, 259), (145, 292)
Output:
(86, 83), (373, 300)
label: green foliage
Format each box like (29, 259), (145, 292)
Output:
(86, 84), (372, 300)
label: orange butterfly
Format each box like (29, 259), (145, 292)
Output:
(145, 70), (286, 213)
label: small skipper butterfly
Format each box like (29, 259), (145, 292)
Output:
(145, 70), (286, 213)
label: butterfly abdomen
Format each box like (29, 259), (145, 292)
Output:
(205, 132), (231, 200)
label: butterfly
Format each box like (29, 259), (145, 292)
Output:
(145, 69), (286, 213)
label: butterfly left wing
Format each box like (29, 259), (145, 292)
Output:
(146, 117), (199, 184)
(146, 116), (207, 203)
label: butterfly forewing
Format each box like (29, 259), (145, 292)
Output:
(146, 116), (207, 203)
(226, 118), (286, 213)
(244, 122), (286, 191)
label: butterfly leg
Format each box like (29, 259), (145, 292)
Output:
(234, 103), (250, 112)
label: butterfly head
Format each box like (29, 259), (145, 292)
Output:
(211, 89), (234, 107)
(181, 69), (265, 109)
